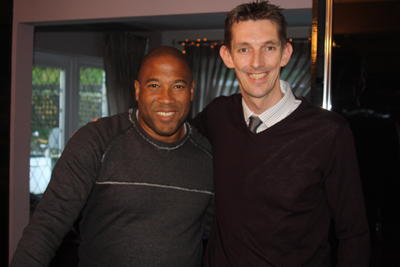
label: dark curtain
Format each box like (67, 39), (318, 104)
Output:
(104, 32), (149, 115)
(185, 39), (311, 117)
(185, 43), (239, 118)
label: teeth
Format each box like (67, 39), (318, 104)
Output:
(249, 73), (267, 79)
(157, 111), (175, 117)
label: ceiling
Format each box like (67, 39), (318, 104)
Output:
(35, 8), (312, 32)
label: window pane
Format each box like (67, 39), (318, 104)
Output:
(79, 67), (107, 128)
(30, 66), (64, 195)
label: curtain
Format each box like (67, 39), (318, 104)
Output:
(185, 39), (311, 117)
(104, 32), (149, 115)
(185, 43), (240, 118)
(281, 40), (311, 99)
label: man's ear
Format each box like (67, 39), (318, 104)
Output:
(220, 45), (235, 69)
(280, 43), (293, 67)
(190, 80), (195, 101)
(135, 80), (140, 101)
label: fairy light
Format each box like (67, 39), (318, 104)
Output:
(177, 38), (226, 49)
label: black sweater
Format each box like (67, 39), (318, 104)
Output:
(11, 109), (214, 267)
(191, 94), (370, 266)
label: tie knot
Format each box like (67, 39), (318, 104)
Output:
(249, 116), (262, 133)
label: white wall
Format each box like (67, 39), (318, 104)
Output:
(10, 0), (312, 261)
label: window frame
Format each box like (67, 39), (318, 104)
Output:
(33, 51), (105, 146)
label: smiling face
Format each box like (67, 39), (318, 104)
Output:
(135, 55), (194, 143)
(220, 19), (292, 113)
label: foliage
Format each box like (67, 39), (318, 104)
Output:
(30, 66), (106, 155)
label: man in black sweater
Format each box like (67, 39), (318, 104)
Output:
(190, 1), (370, 266)
(10, 46), (214, 267)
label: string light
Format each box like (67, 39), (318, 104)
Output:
(177, 38), (225, 49)
(178, 37), (309, 54)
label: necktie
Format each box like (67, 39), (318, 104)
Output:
(248, 116), (262, 133)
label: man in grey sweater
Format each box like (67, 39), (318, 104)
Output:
(10, 46), (214, 267)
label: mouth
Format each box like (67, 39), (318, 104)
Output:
(157, 111), (176, 117)
(248, 72), (267, 79)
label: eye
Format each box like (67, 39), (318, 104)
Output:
(148, 84), (158, 88)
(174, 84), (185, 90)
(239, 48), (248, 53)
(266, 46), (274, 51)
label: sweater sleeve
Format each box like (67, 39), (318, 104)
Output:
(202, 195), (214, 236)
(10, 124), (104, 267)
(189, 103), (211, 139)
(324, 124), (370, 266)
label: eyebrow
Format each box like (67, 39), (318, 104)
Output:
(174, 79), (188, 85)
(145, 78), (188, 85)
(145, 78), (159, 83)
(235, 40), (280, 47)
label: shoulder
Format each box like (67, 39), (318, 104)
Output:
(208, 93), (242, 110)
(72, 111), (133, 143)
(187, 123), (212, 156)
(300, 98), (349, 130)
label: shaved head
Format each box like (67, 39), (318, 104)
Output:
(139, 46), (192, 81)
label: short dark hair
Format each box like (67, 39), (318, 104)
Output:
(224, 0), (288, 51)
(139, 46), (192, 80)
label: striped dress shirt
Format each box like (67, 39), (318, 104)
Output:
(243, 80), (301, 133)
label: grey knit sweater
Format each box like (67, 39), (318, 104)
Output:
(11, 109), (214, 267)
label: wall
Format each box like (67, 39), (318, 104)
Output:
(10, 0), (312, 261)
(35, 32), (106, 58)
(14, 0), (311, 24)
(34, 31), (162, 58)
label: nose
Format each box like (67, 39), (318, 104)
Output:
(158, 88), (175, 104)
(250, 50), (265, 69)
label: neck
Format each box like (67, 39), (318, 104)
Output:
(243, 90), (284, 115)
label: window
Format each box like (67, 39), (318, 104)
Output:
(30, 52), (107, 194)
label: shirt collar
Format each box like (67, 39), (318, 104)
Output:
(243, 80), (296, 127)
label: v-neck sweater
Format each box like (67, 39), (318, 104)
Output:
(191, 94), (370, 266)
